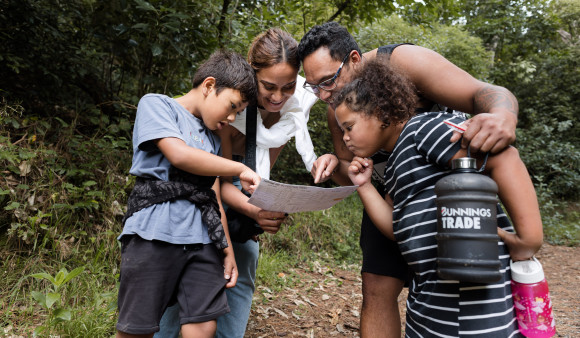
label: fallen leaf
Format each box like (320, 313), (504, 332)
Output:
(301, 295), (318, 307)
(272, 307), (289, 319)
(19, 161), (31, 177)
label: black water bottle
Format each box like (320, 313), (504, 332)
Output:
(435, 157), (502, 283)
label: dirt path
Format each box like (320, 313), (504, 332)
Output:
(245, 244), (579, 337)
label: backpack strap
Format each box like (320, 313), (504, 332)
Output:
(244, 105), (258, 171)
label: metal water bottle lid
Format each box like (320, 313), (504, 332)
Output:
(510, 257), (545, 284)
(451, 157), (477, 170)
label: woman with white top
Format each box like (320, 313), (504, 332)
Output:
(155, 28), (318, 338)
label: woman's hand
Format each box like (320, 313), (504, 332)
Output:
(348, 157), (373, 187)
(253, 209), (288, 234)
(311, 153), (339, 184)
(222, 246), (238, 288)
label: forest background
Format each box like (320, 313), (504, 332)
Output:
(0, 0), (578, 336)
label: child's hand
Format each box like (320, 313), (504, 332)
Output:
(223, 247), (238, 288)
(497, 228), (542, 261)
(348, 157), (373, 187)
(239, 167), (261, 194)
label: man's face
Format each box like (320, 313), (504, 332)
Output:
(302, 48), (356, 105)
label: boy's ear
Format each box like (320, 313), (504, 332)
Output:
(201, 77), (217, 96)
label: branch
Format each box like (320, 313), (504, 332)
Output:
(327, 0), (352, 22)
(217, 0), (232, 48)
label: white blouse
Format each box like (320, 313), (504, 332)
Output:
(230, 75), (319, 180)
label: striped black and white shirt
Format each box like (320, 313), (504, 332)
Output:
(383, 111), (521, 337)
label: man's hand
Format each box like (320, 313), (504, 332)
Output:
(311, 153), (339, 183)
(450, 113), (517, 154)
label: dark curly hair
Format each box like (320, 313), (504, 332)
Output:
(333, 55), (418, 126)
(297, 22), (361, 63)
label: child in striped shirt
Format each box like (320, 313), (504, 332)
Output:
(335, 56), (544, 337)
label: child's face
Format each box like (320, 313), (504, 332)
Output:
(335, 103), (388, 158)
(256, 62), (298, 113)
(203, 88), (247, 131)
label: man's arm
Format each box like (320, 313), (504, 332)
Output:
(390, 45), (518, 153)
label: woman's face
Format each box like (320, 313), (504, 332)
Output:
(256, 62), (298, 113)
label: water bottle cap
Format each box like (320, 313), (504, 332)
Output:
(452, 157), (476, 170)
(510, 257), (545, 284)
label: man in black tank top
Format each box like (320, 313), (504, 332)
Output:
(298, 22), (519, 338)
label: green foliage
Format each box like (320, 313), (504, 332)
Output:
(460, 0), (558, 65)
(356, 15), (493, 80)
(29, 266), (85, 336)
(492, 15), (580, 200)
(0, 98), (132, 255)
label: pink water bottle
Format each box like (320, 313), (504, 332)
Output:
(511, 257), (556, 337)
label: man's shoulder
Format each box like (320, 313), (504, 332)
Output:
(364, 43), (419, 59)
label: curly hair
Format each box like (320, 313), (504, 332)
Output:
(297, 22), (361, 63)
(333, 55), (417, 126)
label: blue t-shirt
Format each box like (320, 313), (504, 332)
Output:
(120, 94), (222, 245)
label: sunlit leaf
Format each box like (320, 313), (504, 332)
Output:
(46, 292), (60, 309)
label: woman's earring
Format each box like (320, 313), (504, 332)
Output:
(381, 124), (388, 129)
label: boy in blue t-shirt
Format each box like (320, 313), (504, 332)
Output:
(116, 50), (260, 338)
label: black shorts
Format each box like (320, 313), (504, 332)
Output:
(116, 235), (229, 335)
(360, 208), (409, 281)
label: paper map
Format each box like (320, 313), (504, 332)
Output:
(247, 179), (358, 213)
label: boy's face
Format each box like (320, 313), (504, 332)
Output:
(203, 88), (247, 131)
(334, 103), (387, 158)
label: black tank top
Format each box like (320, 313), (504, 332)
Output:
(377, 43), (414, 57)
(376, 43), (447, 113)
